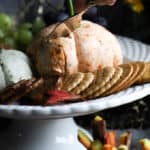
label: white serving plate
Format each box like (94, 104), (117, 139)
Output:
(0, 36), (150, 119)
(1, 36), (150, 150)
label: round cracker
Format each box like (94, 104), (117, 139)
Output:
(122, 62), (139, 90)
(127, 62), (146, 87)
(135, 62), (149, 84)
(62, 72), (84, 91)
(121, 62), (145, 90)
(103, 63), (134, 96)
(71, 72), (94, 94)
(81, 67), (115, 97)
(88, 67), (123, 99)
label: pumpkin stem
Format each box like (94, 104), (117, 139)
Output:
(67, 0), (75, 17)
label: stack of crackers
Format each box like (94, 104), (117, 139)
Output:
(60, 62), (150, 99)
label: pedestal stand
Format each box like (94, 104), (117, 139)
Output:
(0, 118), (87, 150)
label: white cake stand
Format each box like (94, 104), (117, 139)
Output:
(0, 36), (150, 150)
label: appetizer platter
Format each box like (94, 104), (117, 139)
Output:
(0, 29), (150, 150)
(0, 36), (150, 119)
(0, 13), (149, 119)
(0, 4), (150, 149)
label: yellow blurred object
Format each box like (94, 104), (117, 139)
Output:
(124, 0), (135, 4)
(124, 0), (144, 13)
(118, 145), (128, 150)
(78, 129), (92, 149)
(131, 3), (144, 13)
(124, 0), (141, 4)
(94, 116), (103, 121)
(90, 140), (103, 150)
(139, 139), (150, 150)
(112, 147), (117, 150)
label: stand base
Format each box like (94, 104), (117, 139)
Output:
(0, 118), (87, 150)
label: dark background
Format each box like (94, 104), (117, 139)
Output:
(1, 0), (150, 43)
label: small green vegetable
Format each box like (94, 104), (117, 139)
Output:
(32, 18), (45, 35)
(78, 129), (92, 149)
(90, 140), (103, 150)
(19, 23), (32, 30)
(16, 29), (33, 46)
(0, 13), (13, 31)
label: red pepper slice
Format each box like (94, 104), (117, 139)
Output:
(46, 90), (82, 105)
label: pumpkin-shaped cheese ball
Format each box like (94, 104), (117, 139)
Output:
(74, 20), (122, 72)
(28, 14), (122, 87)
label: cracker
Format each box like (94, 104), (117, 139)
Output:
(62, 72), (84, 91)
(130, 61), (146, 85)
(81, 67), (115, 97)
(121, 62), (139, 90)
(71, 72), (94, 94)
(123, 62), (145, 89)
(88, 67), (123, 99)
(103, 63), (134, 96)
(135, 62), (150, 84)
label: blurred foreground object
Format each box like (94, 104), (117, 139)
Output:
(78, 116), (133, 150)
